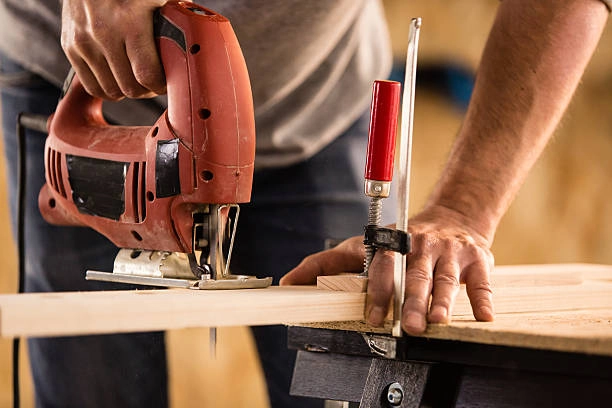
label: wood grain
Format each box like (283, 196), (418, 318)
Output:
(0, 264), (610, 358)
(0, 286), (365, 338)
(317, 274), (368, 292)
(316, 264), (583, 293)
(304, 264), (612, 357)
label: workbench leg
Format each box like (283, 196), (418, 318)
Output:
(290, 350), (372, 403)
(359, 359), (430, 407)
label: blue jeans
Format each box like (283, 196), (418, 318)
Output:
(0, 54), (370, 407)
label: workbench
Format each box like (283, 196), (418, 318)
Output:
(288, 326), (612, 407)
(289, 264), (612, 407)
(0, 264), (610, 407)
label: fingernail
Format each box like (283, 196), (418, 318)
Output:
(367, 306), (385, 326)
(478, 305), (494, 321)
(429, 306), (448, 323)
(404, 311), (426, 334)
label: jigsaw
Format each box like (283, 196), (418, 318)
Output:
(37, 1), (271, 290)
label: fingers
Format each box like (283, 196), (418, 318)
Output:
(463, 260), (495, 322)
(280, 236), (365, 286)
(280, 210), (495, 335)
(124, 20), (166, 95)
(65, 40), (124, 100)
(365, 233), (487, 335)
(279, 252), (330, 286)
(428, 259), (461, 324)
(399, 224), (494, 335)
(400, 237), (436, 334)
(61, 0), (166, 99)
(365, 249), (395, 326)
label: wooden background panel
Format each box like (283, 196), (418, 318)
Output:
(166, 327), (269, 408)
(0, 113), (32, 407)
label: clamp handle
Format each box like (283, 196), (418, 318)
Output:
(364, 80), (401, 184)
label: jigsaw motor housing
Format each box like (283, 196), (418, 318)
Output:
(38, 1), (256, 254)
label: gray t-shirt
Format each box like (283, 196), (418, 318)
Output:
(0, 0), (393, 168)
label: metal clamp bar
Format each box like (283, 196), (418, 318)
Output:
(393, 18), (421, 338)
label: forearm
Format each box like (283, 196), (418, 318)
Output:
(426, 0), (608, 243)
(281, 0), (609, 334)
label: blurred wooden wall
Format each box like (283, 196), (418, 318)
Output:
(0, 1), (611, 407)
(385, 0), (612, 266)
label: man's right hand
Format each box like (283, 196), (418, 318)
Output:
(61, 0), (167, 100)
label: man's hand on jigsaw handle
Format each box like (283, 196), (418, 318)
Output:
(280, 205), (494, 336)
(61, 0), (167, 100)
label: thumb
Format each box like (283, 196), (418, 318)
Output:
(280, 236), (365, 285)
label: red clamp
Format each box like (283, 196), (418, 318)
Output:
(364, 80), (401, 187)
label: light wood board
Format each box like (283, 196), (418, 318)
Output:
(425, 263), (612, 356)
(0, 264), (610, 357)
(0, 286), (365, 338)
(317, 274), (369, 292)
(304, 263), (612, 357)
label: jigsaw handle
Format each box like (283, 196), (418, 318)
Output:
(40, 1), (256, 253)
(55, 1), (255, 158)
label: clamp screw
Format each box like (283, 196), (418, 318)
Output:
(385, 382), (404, 406)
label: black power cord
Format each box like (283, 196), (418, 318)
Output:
(15, 113), (49, 408)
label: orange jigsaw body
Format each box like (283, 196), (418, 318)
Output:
(38, 1), (255, 254)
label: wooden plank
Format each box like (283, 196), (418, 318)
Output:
(0, 287), (365, 338)
(422, 262), (612, 356)
(317, 274), (368, 292)
(424, 309), (612, 356)
(315, 263), (585, 294)
(0, 264), (610, 357)
(489, 264), (584, 287)
(491, 263), (611, 282)
(451, 281), (612, 316)
(301, 264), (612, 357)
